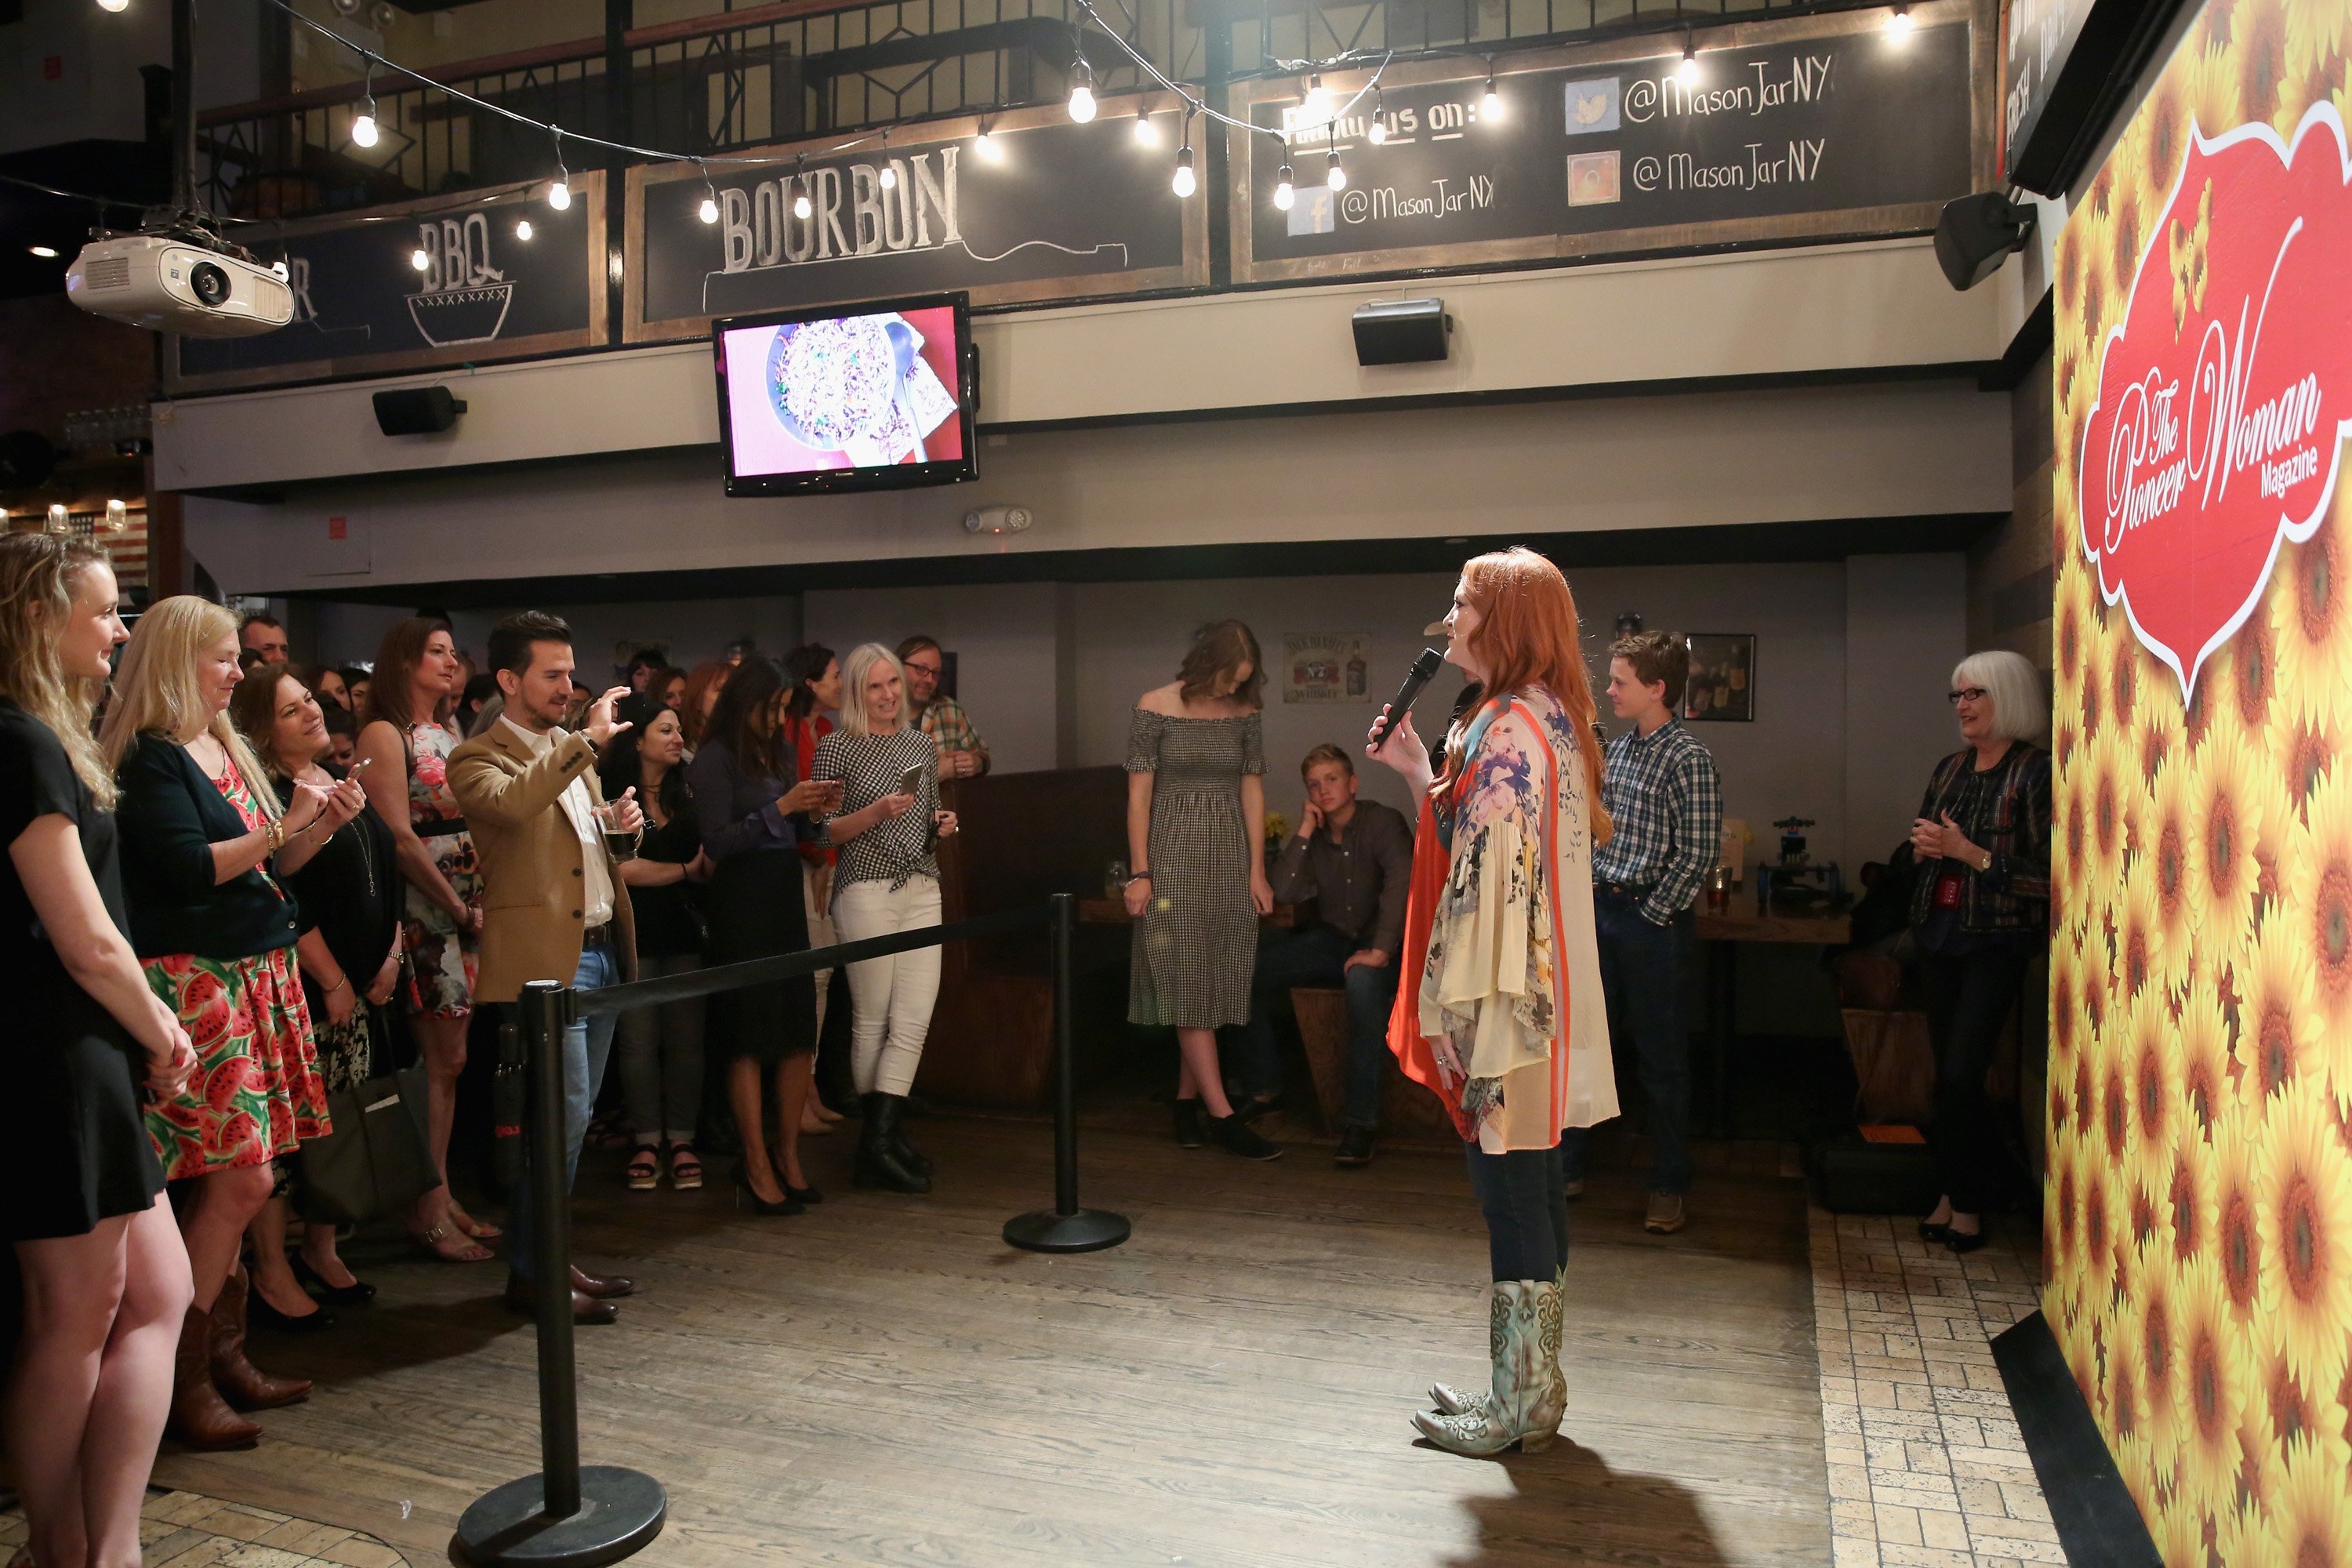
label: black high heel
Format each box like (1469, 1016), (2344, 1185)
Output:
(768, 1152), (824, 1204)
(734, 1166), (805, 1217)
(248, 1285), (336, 1334)
(1945, 1225), (1989, 1254)
(1918, 1220), (1951, 1243)
(291, 1253), (376, 1305)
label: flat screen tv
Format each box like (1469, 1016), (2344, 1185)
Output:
(713, 292), (978, 497)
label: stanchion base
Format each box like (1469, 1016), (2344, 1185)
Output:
(1004, 1208), (1131, 1254)
(452, 1466), (666, 1568)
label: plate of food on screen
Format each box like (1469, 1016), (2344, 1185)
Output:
(764, 312), (958, 468)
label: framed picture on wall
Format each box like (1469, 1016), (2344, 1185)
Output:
(1682, 633), (1755, 722)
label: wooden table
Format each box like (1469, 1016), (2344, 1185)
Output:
(1693, 906), (1852, 1137)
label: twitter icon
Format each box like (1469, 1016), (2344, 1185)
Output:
(1563, 77), (1621, 134)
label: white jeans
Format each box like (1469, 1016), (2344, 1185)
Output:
(803, 859), (836, 1043)
(830, 873), (942, 1098)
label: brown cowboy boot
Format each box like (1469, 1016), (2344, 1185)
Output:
(167, 1302), (260, 1450)
(209, 1265), (311, 1411)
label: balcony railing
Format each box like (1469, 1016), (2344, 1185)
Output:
(199, 0), (1864, 222)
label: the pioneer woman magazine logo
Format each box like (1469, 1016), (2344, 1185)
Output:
(2078, 103), (2352, 704)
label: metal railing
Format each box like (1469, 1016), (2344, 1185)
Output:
(451, 891), (1124, 1566)
(199, 0), (1858, 222)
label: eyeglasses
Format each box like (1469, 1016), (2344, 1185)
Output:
(1947, 687), (1988, 706)
(903, 661), (942, 678)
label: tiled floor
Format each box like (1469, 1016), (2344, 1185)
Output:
(1812, 1210), (2070, 1568)
(0, 1488), (406, 1568)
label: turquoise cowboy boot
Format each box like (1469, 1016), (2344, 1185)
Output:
(1410, 1278), (1562, 1456)
(1428, 1265), (1566, 1428)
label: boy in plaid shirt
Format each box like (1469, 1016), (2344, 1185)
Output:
(1563, 631), (1722, 1235)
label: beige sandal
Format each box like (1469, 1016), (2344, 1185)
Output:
(408, 1220), (494, 1264)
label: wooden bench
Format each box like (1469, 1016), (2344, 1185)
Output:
(1290, 986), (1460, 1146)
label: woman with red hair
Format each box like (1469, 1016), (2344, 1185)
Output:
(1366, 546), (1619, 1458)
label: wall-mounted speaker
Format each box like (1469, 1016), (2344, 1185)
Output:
(372, 386), (467, 436)
(1352, 298), (1451, 365)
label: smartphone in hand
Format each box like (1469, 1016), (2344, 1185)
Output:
(898, 763), (924, 800)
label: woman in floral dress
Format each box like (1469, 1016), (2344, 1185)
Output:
(103, 597), (366, 1450)
(354, 616), (495, 1261)
(1366, 548), (1618, 1459)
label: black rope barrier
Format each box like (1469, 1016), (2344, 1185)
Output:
(452, 891), (1127, 1568)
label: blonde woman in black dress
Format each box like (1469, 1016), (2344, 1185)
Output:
(1124, 620), (1279, 1160)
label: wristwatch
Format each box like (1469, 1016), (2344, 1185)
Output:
(1973, 848), (1994, 873)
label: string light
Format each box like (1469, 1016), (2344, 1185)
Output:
(1367, 88), (1388, 144)
(515, 218), (533, 240)
(878, 132), (897, 189)
(1302, 71), (1330, 124)
(103, 500), (128, 535)
(351, 66), (380, 147)
(696, 160), (719, 223)
(792, 156), (812, 220)
(412, 246), (430, 270)
(1325, 146), (1345, 191)
(1133, 103), (1160, 146)
(1886, 3), (1913, 31)
(1067, 42), (1098, 122)
(1480, 63), (1503, 121)
(1273, 159), (1294, 210)
(547, 125), (573, 209)
(95, 0), (129, 13)
(1677, 31), (1700, 82)
(1171, 111), (1196, 197)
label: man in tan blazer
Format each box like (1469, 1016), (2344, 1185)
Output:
(452, 611), (644, 1325)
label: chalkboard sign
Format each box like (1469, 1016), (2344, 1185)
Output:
(165, 173), (606, 394)
(2001, 0), (2188, 196)
(626, 105), (1207, 343)
(1232, 2), (1991, 284)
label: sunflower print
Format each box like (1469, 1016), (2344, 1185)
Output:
(2052, 5), (2352, 1559)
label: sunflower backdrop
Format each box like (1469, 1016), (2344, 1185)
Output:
(2052, 0), (2352, 1559)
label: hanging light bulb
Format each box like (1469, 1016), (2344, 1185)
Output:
(411, 247), (430, 270)
(793, 181), (812, 221)
(1677, 32), (1700, 82)
(95, 0), (129, 13)
(103, 499), (129, 535)
(1172, 144), (1196, 198)
(1886, 3), (1913, 31)
(1302, 71), (1330, 124)
(352, 67), (380, 148)
(1325, 147), (1345, 191)
(1273, 162), (1294, 210)
(974, 123), (1004, 161)
(1480, 69), (1503, 121)
(1068, 54), (1098, 122)
(45, 504), (69, 535)
(547, 125), (572, 209)
(1133, 106), (1160, 146)
(877, 134), (897, 189)
(515, 218), (534, 240)
(1367, 89), (1388, 144)
(697, 160), (720, 223)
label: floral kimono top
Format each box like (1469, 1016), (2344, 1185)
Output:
(1387, 685), (1618, 1152)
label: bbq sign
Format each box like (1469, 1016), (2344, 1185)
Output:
(2078, 104), (2352, 702)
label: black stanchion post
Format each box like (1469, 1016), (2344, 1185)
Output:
(1004, 894), (1131, 1254)
(454, 981), (666, 1567)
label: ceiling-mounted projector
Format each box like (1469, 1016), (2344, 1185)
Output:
(66, 234), (294, 337)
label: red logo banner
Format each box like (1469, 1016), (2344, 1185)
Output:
(2078, 106), (2352, 702)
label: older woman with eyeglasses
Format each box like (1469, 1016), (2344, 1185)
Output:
(1907, 651), (2051, 1256)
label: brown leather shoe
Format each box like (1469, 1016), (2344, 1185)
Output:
(570, 1264), (636, 1300)
(168, 1303), (260, 1450)
(210, 1266), (311, 1411)
(504, 1274), (619, 1325)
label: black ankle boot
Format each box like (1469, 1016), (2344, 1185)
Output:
(887, 1117), (934, 1178)
(855, 1094), (931, 1193)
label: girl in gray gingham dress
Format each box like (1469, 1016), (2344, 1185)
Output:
(1123, 620), (1281, 1160)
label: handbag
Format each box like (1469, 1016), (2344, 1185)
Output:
(295, 1005), (441, 1225)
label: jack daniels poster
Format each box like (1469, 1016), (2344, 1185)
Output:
(1231, 2), (1985, 281)
(626, 105), (1207, 342)
(165, 173), (605, 393)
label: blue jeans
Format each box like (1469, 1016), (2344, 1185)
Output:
(1559, 897), (1694, 1195)
(1238, 925), (1399, 1127)
(1465, 1142), (1569, 1282)
(507, 942), (622, 1283)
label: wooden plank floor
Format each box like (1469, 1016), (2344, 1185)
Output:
(154, 1112), (1829, 1568)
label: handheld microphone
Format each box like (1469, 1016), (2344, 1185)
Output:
(1368, 648), (1446, 748)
